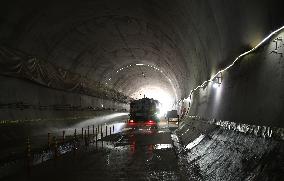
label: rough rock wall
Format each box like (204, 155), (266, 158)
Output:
(0, 46), (131, 103)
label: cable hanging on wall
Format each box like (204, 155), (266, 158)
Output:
(186, 25), (284, 104)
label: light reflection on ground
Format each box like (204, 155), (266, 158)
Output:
(154, 144), (173, 149)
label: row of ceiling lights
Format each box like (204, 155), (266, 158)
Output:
(114, 63), (163, 73)
(104, 62), (178, 101)
(105, 63), (167, 85)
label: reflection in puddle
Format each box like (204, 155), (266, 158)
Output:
(157, 130), (168, 133)
(130, 141), (136, 153)
(154, 144), (173, 150)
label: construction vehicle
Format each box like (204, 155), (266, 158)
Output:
(128, 97), (160, 129)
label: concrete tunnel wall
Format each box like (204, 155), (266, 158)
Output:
(0, 76), (129, 121)
(188, 31), (284, 128)
(0, 0), (283, 126)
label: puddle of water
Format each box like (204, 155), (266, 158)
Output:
(157, 130), (170, 133)
(153, 144), (173, 150)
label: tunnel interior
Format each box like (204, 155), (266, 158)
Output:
(1, 0), (284, 126)
(1, 0), (283, 126)
(0, 0), (284, 180)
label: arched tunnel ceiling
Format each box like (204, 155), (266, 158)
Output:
(0, 0), (283, 102)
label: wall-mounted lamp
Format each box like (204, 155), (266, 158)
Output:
(213, 72), (222, 88)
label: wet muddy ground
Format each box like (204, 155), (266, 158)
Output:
(5, 120), (181, 181)
(1, 116), (283, 181)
